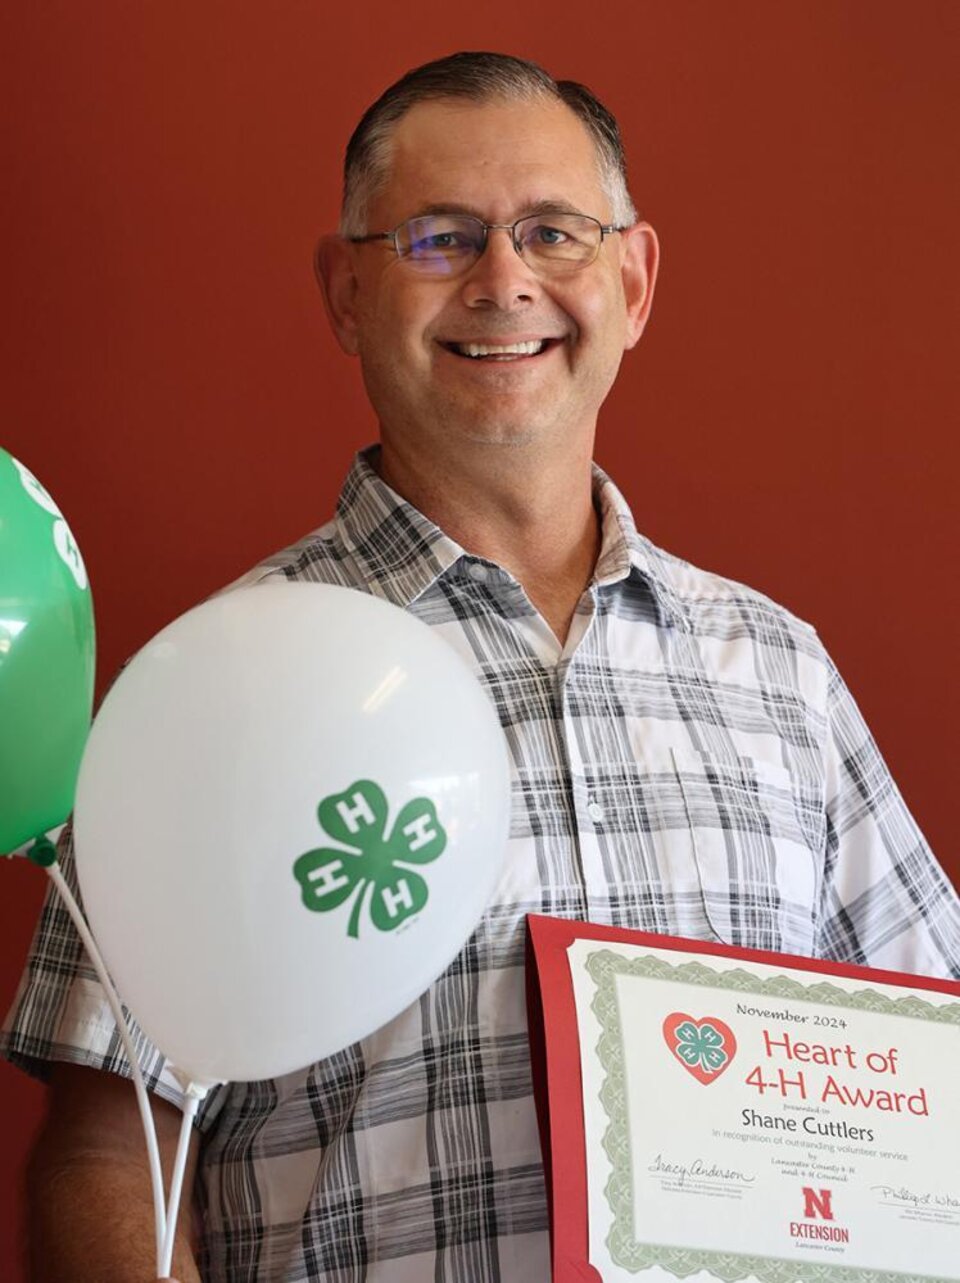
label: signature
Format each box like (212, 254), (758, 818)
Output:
(650, 1153), (755, 1187)
(872, 1185), (960, 1210)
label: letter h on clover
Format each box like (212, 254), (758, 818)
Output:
(292, 780), (447, 938)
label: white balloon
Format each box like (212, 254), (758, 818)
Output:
(73, 582), (511, 1085)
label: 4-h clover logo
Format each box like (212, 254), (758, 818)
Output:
(293, 780), (446, 939)
(662, 1012), (737, 1085)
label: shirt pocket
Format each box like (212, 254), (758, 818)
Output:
(669, 748), (825, 956)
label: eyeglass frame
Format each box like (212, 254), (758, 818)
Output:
(346, 211), (630, 273)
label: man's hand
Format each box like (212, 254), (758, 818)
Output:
(26, 1063), (202, 1283)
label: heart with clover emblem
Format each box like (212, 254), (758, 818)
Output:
(662, 1012), (737, 1085)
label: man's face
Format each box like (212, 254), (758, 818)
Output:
(325, 96), (656, 462)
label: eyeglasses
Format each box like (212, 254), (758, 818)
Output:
(348, 212), (627, 277)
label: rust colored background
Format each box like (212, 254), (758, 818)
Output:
(1, 3), (957, 1274)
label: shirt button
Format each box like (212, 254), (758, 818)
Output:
(587, 798), (604, 823)
(467, 563), (488, 583)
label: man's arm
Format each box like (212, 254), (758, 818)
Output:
(26, 1063), (202, 1283)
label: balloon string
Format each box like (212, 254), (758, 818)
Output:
(43, 857), (169, 1266)
(158, 1090), (203, 1279)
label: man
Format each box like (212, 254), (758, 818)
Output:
(4, 51), (958, 1283)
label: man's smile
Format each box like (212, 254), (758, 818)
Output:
(438, 336), (564, 361)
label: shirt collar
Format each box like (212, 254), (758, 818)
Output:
(591, 463), (690, 629)
(335, 447), (687, 628)
(333, 448), (464, 609)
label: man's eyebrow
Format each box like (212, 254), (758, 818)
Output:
(408, 203), (486, 219)
(406, 199), (586, 220)
(521, 199), (585, 217)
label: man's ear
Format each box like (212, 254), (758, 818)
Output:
(620, 222), (659, 350)
(315, 234), (361, 356)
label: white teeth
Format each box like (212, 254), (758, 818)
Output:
(454, 340), (546, 358)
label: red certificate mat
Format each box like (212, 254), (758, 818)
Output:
(525, 916), (960, 1283)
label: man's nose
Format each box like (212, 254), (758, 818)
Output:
(460, 227), (541, 309)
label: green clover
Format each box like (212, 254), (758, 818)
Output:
(672, 1020), (729, 1074)
(293, 780), (446, 939)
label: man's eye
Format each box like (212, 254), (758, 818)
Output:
(411, 232), (470, 254)
(529, 224), (569, 246)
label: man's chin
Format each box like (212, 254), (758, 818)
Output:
(462, 425), (541, 448)
(441, 407), (579, 451)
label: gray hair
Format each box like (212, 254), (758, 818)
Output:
(339, 51), (638, 237)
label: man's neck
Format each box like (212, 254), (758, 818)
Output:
(375, 439), (601, 646)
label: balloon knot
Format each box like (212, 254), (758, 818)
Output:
(26, 837), (58, 868)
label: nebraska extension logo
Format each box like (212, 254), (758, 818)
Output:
(789, 1187), (850, 1245)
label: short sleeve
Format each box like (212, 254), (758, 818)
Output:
(814, 653), (960, 978)
(1, 821), (227, 1131)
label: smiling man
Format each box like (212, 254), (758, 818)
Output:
(318, 86), (656, 644)
(5, 51), (959, 1283)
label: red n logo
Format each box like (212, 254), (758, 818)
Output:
(802, 1187), (834, 1220)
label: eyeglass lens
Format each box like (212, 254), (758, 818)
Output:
(396, 214), (604, 275)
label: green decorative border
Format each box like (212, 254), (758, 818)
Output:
(584, 948), (960, 1283)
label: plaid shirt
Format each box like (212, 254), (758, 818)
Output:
(4, 449), (958, 1282)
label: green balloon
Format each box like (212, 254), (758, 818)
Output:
(0, 448), (95, 853)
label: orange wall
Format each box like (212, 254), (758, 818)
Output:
(1, 3), (957, 1274)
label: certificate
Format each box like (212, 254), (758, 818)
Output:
(526, 916), (960, 1283)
